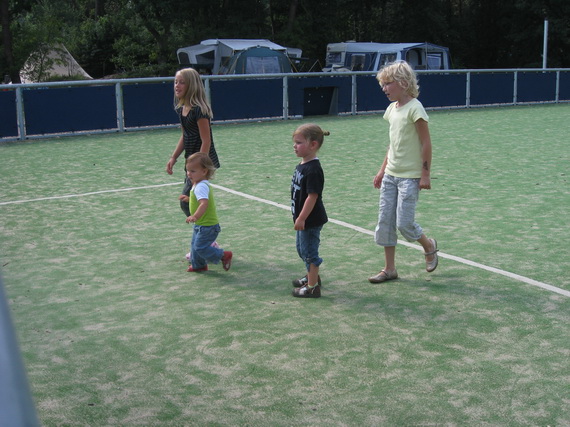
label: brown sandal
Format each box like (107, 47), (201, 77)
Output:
(368, 270), (398, 283)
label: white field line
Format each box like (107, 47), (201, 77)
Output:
(2, 182), (569, 298)
(0, 183), (179, 205)
(211, 184), (570, 298)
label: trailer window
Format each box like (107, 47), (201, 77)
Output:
(379, 53), (397, 67)
(327, 52), (342, 64)
(178, 52), (190, 65)
(427, 53), (443, 69)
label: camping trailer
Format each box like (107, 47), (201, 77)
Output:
(177, 39), (301, 75)
(323, 42), (451, 72)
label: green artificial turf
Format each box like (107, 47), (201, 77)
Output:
(1, 104), (569, 425)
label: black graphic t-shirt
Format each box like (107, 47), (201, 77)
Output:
(291, 159), (328, 228)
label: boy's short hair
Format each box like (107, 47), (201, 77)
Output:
(186, 152), (216, 179)
(376, 61), (420, 98)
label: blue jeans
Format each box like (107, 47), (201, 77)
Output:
(375, 174), (423, 246)
(296, 225), (323, 271)
(190, 224), (224, 269)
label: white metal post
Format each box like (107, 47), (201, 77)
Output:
(543, 19), (549, 69)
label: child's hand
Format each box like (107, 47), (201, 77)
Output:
(186, 216), (197, 223)
(294, 218), (305, 231)
(419, 177), (431, 190)
(166, 158), (176, 175)
(179, 195), (189, 203)
(373, 171), (385, 189)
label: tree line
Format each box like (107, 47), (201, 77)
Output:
(1, 0), (569, 83)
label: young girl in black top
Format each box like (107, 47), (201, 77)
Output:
(166, 68), (220, 217)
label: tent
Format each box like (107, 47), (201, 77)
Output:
(225, 46), (292, 74)
(177, 39), (301, 74)
(323, 42), (451, 72)
(20, 44), (92, 83)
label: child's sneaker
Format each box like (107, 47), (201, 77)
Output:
(187, 265), (208, 272)
(221, 251), (233, 271)
(292, 275), (321, 287)
(292, 284), (321, 298)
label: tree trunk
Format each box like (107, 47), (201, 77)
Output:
(0, 0), (20, 83)
(287, 0), (298, 32)
(95, 0), (105, 17)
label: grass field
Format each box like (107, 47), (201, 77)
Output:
(1, 104), (569, 426)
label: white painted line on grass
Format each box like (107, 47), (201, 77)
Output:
(2, 182), (568, 298)
(211, 184), (570, 298)
(0, 183), (180, 206)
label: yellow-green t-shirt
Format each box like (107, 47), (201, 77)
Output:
(190, 181), (219, 226)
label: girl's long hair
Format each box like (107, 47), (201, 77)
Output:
(175, 68), (213, 118)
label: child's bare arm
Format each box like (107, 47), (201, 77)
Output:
(186, 199), (208, 223)
(197, 118), (211, 154)
(373, 149), (389, 189)
(166, 134), (184, 174)
(415, 119), (432, 190)
(294, 193), (318, 230)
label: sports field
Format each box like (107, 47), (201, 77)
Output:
(1, 104), (569, 425)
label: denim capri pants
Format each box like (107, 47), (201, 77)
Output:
(374, 174), (423, 247)
(296, 225), (323, 271)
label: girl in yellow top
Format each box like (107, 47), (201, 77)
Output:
(369, 61), (439, 283)
(185, 153), (232, 272)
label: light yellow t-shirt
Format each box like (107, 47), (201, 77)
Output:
(383, 98), (429, 178)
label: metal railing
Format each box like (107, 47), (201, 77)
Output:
(1, 69), (569, 142)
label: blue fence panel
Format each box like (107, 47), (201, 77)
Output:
(560, 71), (570, 101)
(517, 72), (557, 103)
(24, 85), (116, 135)
(288, 75), (352, 116)
(3, 70), (569, 141)
(356, 75), (388, 112)
(420, 73), (466, 108)
(210, 78), (283, 121)
(470, 73), (514, 105)
(123, 82), (178, 128)
(0, 89), (18, 138)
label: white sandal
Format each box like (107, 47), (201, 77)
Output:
(425, 239), (439, 273)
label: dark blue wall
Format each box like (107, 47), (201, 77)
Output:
(123, 82), (179, 128)
(420, 74), (466, 108)
(24, 86), (116, 135)
(470, 73), (514, 105)
(2, 70), (569, 140)
(210, 79), (283, 121)
(517, 72), (557, 103)
(560, 71), (570, 100)
(0, 90), (18, 138)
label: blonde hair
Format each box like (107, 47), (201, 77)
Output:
(293, 123), (330, 148)
(174, 68), (213, 118)
(186, 152), (216, 179)
(376, 61), (420, 98)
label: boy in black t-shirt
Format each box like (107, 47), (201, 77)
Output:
(290, 124), (329, 298)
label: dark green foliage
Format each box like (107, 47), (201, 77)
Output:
(1, 0), (569, 79)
